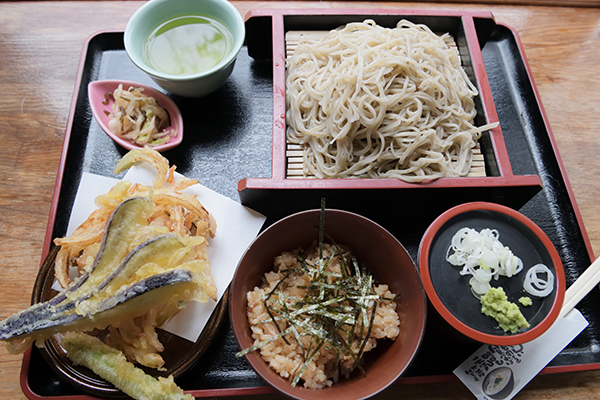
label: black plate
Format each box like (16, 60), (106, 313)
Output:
(420, 203), (564, 344)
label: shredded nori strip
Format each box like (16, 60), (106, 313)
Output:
(236, 200), (400, 387)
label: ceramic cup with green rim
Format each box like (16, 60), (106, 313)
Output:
(124, 0), (245, 98)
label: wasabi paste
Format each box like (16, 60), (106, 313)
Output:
(481, 287), (529, 333)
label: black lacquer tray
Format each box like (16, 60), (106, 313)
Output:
(21, 10), (599, 400)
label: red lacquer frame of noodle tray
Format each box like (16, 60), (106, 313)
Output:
(237, 8), (546, 213)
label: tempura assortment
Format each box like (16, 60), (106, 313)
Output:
(0, 147), (217, 374)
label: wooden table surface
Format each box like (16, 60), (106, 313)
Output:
(1, 1), (599, 399)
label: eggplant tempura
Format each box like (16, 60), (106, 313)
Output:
(0, 147), (217, 371)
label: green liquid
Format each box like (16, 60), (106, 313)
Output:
(144, 15), (233, 76)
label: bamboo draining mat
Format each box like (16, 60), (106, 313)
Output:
(284, 30), (487, 179)
(286, 143), (486, 178)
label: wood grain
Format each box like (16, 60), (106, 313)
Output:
(0, 1), (599, 399)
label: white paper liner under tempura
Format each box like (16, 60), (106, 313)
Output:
(63, 166), (266, 342)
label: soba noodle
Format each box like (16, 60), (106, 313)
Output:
(285, 19), (497, 182)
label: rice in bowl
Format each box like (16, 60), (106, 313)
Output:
(242, 241), (400, 389)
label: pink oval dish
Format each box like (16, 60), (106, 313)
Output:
(88, 79), (183, 151)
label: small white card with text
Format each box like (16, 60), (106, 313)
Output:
(454, 309), (588, 400)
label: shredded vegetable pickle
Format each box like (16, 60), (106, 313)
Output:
(237, 205), (400, 389)
(104, 84), (174, 146)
